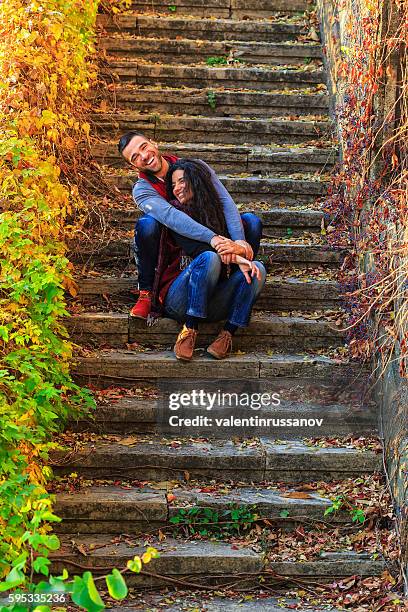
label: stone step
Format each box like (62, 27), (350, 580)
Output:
(125, 0), (314, 19)
(72, 350), (368, 391)
(100, 37), (322, 66)
(54, 483), (352, 534)
(69, 240), (344, 268)
(75, 276), (341, 311)
(106, 207), (327, 236)
(94, 114), (330, 147)
(66, 311), (345, 350)
(51, 536), (385, 587)
(50, 436), (380, 482)
(97, 15), (309, 43)
(92, 86), (329, 118)
(70, 395), (378, 436)
(102, 61), (326, 91)
(93, 141), (335, 173)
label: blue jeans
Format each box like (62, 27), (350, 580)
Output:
(134, 212), (263, 291)
(162, 213), (265, 328)
(164, 251), (266, 328)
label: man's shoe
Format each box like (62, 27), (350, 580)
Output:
(174, 325), (198, 361)
(130, 290), (152, 319)
(207, 330), (233, 360)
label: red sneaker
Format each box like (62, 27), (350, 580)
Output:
(130, 290), (152, 319)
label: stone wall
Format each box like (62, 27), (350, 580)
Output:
(317, 0), (408, 582)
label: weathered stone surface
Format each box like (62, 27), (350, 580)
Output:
(94, 112), (330, 145)
(97, 15), (307, 42)
(70, 393), (377, 437)
(71, 350), (367, 389)
(66, 311), (344, 350)
(100, 38), (322, 65)
(50, 435), (378, 482)
(91, 141), (335, 172)
(50, 438), (266, 481)
(91, 86), (329, 118)
(104, 62), (326, 90)
(106, 206), (325, 229)
(55, 486), (167, 521)
(262, 439), (381, 480)
(69, 240), (343, 267)
(75, 276), (341, 311)
(126, 0), (314, 18)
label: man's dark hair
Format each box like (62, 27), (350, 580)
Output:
(166, 158), (227, 237)
(117, 131), (148, 156)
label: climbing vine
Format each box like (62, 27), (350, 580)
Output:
(0, 0), (101, 579)
(322, 0), (407, 377)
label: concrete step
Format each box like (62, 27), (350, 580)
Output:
(69, 240), (344, 268)
(124, 0), (315, 19)
(50, 436), (380, 482)
(69, 395), (378, 436)
(99, 37), (322, 66)
(101, 61), (326, 91)
(94, 114), (330, 147)
(97, 15), (310, 43)
(91, 86), (329, 118)
(51, 536), (385, 587)
(75, 276), (341, 311)
(54, 483), (353, 534)
(71, 350), (368, 391)
(66, 311), (345, 350)
(106, 207), (327, 236)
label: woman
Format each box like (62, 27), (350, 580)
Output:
(150, 159), (266, 360)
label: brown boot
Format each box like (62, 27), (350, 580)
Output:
(174, 325), (198, 361)
(207, 330), (233, 360)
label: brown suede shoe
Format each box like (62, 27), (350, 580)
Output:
(174, 325), (198, 361)
(207, 330), (233, 360)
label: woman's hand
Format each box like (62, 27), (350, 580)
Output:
(210, 236), (254, 263)
(235, 255), (262, 284)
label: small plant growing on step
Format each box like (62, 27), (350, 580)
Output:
(168, 4), (177, 11)
(207, 90), (217, 110)
(324, 495), (366, 524)
(206, 56), (229, 67)
(169, 504), (258, 538)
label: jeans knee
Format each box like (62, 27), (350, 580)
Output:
(241, 212), (263, 234)
(253, 261), (266, 290)
(135, 214), (160, 242)
(196, 250), (222, 271)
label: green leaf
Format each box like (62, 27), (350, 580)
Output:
(71, 573), (105, 612)
(279, 509), (289, 518)
(126, 556), (142, 573)
(106, 569), (128, 600)
(44, 534), (60, 551)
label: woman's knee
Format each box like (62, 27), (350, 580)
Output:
(241, 212), (263, 234)
(253, 261), (266, 291)
(195, 250), (222, 272)
(135, 214), (161, 242)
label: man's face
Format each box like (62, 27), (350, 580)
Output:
(122, 135), (163, 174)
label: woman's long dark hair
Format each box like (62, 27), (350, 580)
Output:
(166, 158), (228, 237)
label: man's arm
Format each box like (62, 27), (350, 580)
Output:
(199, 160), (245, 242)
(133, 179), (216, 243)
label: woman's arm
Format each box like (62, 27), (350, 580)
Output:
(198, 160), (245, 241)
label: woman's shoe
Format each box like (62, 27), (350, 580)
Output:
(207, 330), (232, 359)
(174, 325), (198, 361)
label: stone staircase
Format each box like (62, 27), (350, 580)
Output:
(50, 0), (395, 608)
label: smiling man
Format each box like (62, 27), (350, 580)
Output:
(118, 131), (261, 320)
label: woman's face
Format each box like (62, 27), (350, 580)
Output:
(172, 169), (193, 204)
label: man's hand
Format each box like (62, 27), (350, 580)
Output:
(211, 236), (247, 258)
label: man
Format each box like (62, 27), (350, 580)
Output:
(117, 131), (262, 319)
